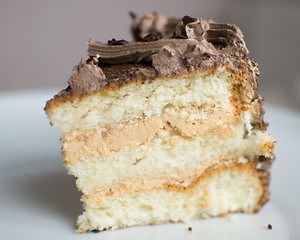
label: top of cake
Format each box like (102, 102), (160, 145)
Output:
(45, 13), (259, 110)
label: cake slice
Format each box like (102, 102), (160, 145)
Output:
(45, 13), (275, 233)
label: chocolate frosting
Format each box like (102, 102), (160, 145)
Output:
(88, 14), (249, 69)
(68, 58), (106, 93)
(48, 13), (260, 112)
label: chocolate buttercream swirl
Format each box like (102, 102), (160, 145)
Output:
(89, 38), (204, 64)
(131, 13), (249, 55)
(88, 14), (249, 72)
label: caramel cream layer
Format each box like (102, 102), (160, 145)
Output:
(86, 156), (224, 201)
(85, 161), (266, 204)
(62, 106), (238, 165)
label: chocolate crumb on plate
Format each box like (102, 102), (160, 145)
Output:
(188, 226), (193, 231)
(267, 224), (273, 230)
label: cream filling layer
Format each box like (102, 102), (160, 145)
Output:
(62, 105), (237, 165)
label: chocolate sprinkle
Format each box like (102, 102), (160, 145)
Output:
(143, 33), (161, 42)
(129, 11), (136, 19)
(108, 38), (128, 46)
(172, 34), (188, 39)
(182, 15), (197, 26)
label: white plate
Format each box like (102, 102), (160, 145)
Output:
(0, 89), (299, 240)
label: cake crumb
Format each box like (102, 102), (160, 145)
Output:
(227, 215), (237, 222)
(267, 224), (272, 230)
(188, 226), (193, 231)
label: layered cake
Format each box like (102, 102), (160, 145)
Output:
(45, 13), (275, 233)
